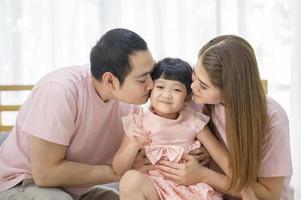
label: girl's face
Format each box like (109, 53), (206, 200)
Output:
(150, 78), (188, 119)
(191, 59), (223, 105)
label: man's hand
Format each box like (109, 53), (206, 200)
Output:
(189, 145), (211, 166)
(132, 149), (155, 173)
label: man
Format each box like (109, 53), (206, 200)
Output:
(0, 28), (155, 199)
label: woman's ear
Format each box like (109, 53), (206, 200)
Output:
(102, 72), (119, 90)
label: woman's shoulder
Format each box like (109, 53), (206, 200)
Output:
(266, 96), (289, 125)
(259, 97), (292, 179)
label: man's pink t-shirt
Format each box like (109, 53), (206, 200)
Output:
(0, 65), (138, 195)
(211, 97), (293, 199)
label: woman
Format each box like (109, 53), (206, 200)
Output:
(157, 35), (293, 200)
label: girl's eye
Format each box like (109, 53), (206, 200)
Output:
(155, 86), (163, 89)
(138, 80), (146, 83)
(174, 89), (182, 92)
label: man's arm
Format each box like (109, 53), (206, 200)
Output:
(30, 135), (119, 187)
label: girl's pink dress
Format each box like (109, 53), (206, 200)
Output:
(122, 107), (222, 200)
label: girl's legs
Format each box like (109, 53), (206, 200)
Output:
(119, 170), (159, 200)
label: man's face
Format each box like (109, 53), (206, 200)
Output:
(112, 50), (155, 105)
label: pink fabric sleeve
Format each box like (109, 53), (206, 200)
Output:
(121, 106), (143, 136)
(121, 114), (133, 136)
(258, 99), (292, 177)
(22, 83), (77, 145)
(195, 112), (210, 133)
(259, 121), (292, 177)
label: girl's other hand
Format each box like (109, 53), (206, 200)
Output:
(128, 108), (151, 147)
(189, 145), (211, 167)
(132, 149), (156, 173)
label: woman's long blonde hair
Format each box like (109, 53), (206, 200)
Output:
(199, 35), (267, 191)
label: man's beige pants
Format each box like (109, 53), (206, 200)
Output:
(0, 179), (119, 200)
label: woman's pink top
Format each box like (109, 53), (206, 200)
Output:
(211, 97), (293, 199)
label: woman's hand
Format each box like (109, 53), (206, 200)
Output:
(189, 145), (211, 167)
(241, 187), (258, 200)
(156, 154), (208, 185)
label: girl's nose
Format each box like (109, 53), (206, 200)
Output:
(162, 91), (172, 99)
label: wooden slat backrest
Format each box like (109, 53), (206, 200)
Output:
(0, 85), (34, 132)
(261, 80), (268, 94)
(0, 80), (267, 133)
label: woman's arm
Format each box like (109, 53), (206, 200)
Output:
(204, 166), (284, 200)
(196, 126), (284, 199)
(157, 156), (285, 200)
(241, 187), (258, 200)
(196, 126), (230, 176)
(252, 177), (285, 200)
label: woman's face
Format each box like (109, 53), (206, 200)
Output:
(191, 59), (223, 105)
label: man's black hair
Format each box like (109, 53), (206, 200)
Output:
(90, 28), (148, 86)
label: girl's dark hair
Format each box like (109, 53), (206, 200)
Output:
(151, 58), (193, 94)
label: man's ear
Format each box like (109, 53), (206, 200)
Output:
(102, 72), (119, 90)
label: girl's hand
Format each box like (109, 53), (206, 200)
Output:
(189, 145), (211, 167)
(127, 108), (151, 147)
(156, 154), (208, 185)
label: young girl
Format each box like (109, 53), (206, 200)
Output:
(157, 36), (293, 200)
(112, 58), (228, 200)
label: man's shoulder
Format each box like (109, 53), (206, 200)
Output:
(117, 101), (140, 114)
(35, 64), (91, 90)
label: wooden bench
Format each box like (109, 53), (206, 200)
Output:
(0, 85), (34, 133)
